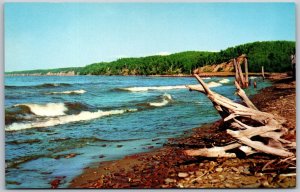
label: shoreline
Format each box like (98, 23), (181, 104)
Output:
(5, 72), (288, 78)
(69, 76), (296, 189)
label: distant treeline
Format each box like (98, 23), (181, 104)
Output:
(6, 41), (295, 75)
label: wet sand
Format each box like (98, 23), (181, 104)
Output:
(69, 77), (296, 189)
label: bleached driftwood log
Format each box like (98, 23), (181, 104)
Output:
(233, 59), (241, 86)
(234, 57), (249, 88)
(237, 59), (246, 87)
(185, 74), (295, 158)
(235, 81), (257, 110)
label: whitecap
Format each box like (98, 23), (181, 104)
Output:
(120, 82), (221, 92)
(207, 81), (222, 87)
(5, 109), (137, 131)
(219, 79), (230, 84)
(120, 85), (186, 92)
(149, 93), (172, 107)
(47, 89), (86, 95)
(14, 103), (68, 117)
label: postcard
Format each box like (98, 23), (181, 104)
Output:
(4, 2), (296, 189)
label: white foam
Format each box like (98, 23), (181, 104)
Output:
(207, 81), (222, 87)
(121, 85), (186, 92)
(121, 82), (221, 92)
(47, 89), (86, 94)
(5, 109), (136, 131)
(149, 93), (172, 107)
(163, 93), (172, 100)
(249, 76), (257, 79)
(15, 103), (68, 117)
(219, 79), (230, 84)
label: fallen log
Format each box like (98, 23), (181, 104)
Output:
(185, 74), (295, 158)
(185, 143), (240, 158)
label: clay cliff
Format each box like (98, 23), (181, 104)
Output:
(193, 54), (247, 74)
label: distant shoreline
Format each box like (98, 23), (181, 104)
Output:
(4, 72), (288, 78)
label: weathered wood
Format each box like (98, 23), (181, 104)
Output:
(237, 60), (246, 88)
(186, 85), (205, 93)
(235, 81), (258, 110)
(244, 58), (249, 87)
(291, 54), (296, 79)
(194, 73), (213, 95)
(184, 74), (295, 159)
(233, 59), (240, 85)
(239, 146), (256, 155)
(262, 66), (265, 80)
(233, 57), (248, 88)
(227, 130), (293, 157)
(185, 143), (240, 157)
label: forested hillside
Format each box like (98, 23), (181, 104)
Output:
(6, 41), (295, 75)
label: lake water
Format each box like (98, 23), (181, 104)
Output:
(5, 75), (271, 188)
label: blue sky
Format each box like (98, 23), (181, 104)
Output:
(5, 3), (295, 71)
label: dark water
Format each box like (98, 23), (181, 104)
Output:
(5, 75), (271, 188)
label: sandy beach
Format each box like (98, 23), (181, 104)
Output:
(68, 76), (296, 189)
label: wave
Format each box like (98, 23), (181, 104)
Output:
(117, 82), (221, 92)
(6, 93), (177, 131)
(14, 103), (68, 117)
(37, 83), (71, 88)
(219, 78), (230, 84)
(5, 83), (71, 89)
(5, 108), (137, 131)
(6, 102), (90, 123)
(119, 85), (186, 92)
(46, 89), (86, 95)
(11, 102), (93, 118)
(64, 102), (91, 114)
(149, 93), (172, 107)
(5, 104), (37, 125)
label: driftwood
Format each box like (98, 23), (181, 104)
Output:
(185, 74), (295, 159)
(233, 57), (250, 88)
(237, 59), (245, 87)
(262, 66), (265, 80)
(244, 58), (249, 87)
(233, 59), (241, 86)
(233, 57), (249, 88)
(291, 54), (296, 80)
